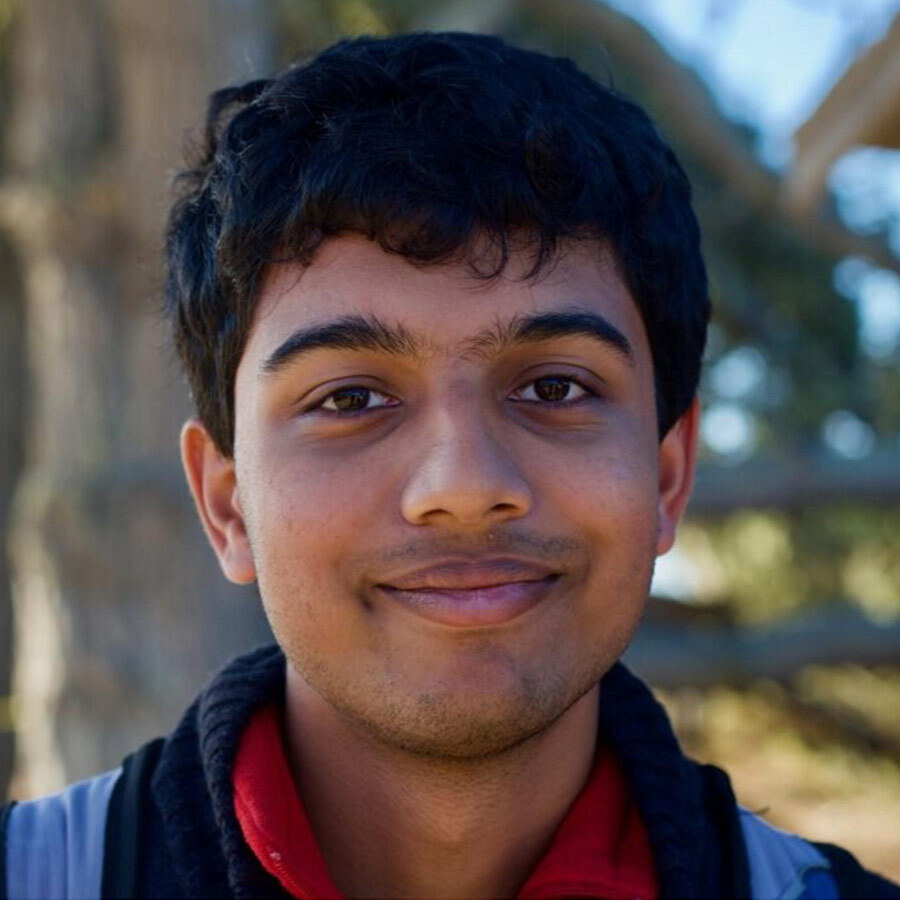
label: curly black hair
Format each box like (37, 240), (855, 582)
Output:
(164, 31), (709, 456)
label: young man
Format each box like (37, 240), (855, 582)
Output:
(2, 31), (897, 900)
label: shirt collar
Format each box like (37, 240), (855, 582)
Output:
(234, 700), (658, 899)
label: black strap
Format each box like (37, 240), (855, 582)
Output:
(814, 841), (900, 899)
(0, 802), (17, 900)
(700, 762), (752, 899)
(101, 738), (165, 900)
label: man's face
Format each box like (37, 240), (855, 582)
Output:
(188, 234), (696, 759)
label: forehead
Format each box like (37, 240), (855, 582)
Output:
(240, 234), (650, 375)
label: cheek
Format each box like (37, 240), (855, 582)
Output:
(538, 424), (659, 627)
(256, 438), (388, 534)
(535, 418), (659, 540)
(243, 449), (388, 613)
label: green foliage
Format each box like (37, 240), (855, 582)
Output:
(683, 506), (900, 625)
(657, 668), (900, 881)
(0, 0), (14, 38)
(0, 0), (16, 155)
(275, 0), (439, 63)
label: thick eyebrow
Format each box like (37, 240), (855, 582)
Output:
(260, 307), (634, 379)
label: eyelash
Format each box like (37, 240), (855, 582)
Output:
(306, 375), (599, 418)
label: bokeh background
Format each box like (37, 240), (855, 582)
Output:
(0, 0), (898, 880)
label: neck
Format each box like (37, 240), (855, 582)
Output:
(283, 668), (600, 900)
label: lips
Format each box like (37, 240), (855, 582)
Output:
(378, 558), (558, 592)
(377, 577), (559, 627)
(375, 557), (560, 627)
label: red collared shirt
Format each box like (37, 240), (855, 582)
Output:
(234, 702), (658, 899)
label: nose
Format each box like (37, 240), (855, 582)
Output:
(399, 391), (533, 528)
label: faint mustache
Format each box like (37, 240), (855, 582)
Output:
(369, 532), (580, 587)
(376, 531), (579, 564)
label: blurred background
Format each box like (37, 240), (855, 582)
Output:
(0, 0), (898, 880)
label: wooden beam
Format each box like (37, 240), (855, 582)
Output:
(690, 451), (900, 514)
(789, 12), (900, 215)
(625, 604), (900, 688)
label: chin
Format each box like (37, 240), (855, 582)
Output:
(305, 650), (608, 762)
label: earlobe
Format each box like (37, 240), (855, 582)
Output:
(180, 419), (257, 584)
(656, 397), (701, 556)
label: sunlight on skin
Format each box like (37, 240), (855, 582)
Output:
(180, 234), (700, 899)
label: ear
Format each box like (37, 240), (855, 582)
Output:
(656, 397), (701, 556)
(180, 418), (257, 584)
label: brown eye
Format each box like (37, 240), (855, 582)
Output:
(311, 386), (399, 416)
(326, 387), (371, 412)
(534, 377), (574, 402)
(513, 375), (594, 406)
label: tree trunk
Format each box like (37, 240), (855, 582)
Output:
(3, 0), (276, 797)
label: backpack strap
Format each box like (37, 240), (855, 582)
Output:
(101, 737), (165, 900)
(739, 808), (837, 900)
(1, 802), (17, 900)
(813, 842), (900, 899)
(698, 762), (752, 898)
(3, 768), (121, 900)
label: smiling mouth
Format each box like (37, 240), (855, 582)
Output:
(376, 575), (560, 627)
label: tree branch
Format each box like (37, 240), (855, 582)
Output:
(517, 0), (900, 275)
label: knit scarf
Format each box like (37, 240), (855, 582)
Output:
(149, 643), (728, 898)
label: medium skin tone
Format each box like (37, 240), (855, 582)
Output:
(182, 234), (699, 899)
